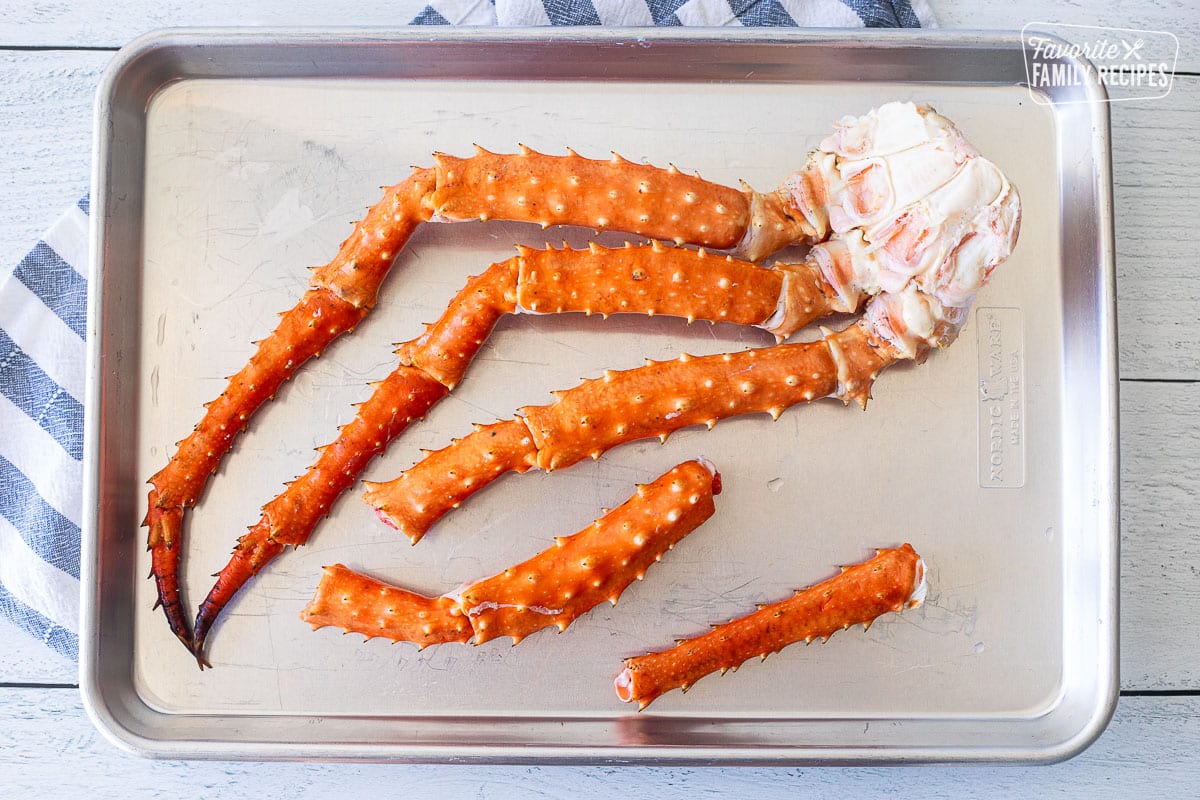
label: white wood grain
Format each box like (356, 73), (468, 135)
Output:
(0, 0), (1197, 71)
(1110, 83), (1200, 380)
(0, 687), (1194, 797)
(0, 1), (429, 47)
(0, 619), (75, 685)
(1120, 380), (1200, 689)
(0, 51), (105, 269)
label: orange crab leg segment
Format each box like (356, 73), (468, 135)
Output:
(521, 324), (892, 471)
(614, 544), (926, 710)
(363, 322), (898, 543)
(459, 459), (720, 645)
(301, 565), (473, 648)
(432, 147), (750, 248)
(364, 419), (538, 543)
(515, 242), (796, 329)
(394, 259), (520, 390)
(305, 460), (720, 647)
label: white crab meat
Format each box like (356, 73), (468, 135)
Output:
(786, 101), (1021, 350)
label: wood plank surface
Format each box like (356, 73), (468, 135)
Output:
(1120, 380), (1200, 689)
(0, 51), (105, 265)
(1110, 83), (1200, 380)
(0, 1), (430, 47)
(0, 0), (1195, 72)
(0, 687), (1195, 796)
(0, 620), (75, 685)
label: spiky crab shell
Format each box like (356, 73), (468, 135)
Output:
(362, 321), (898, 544)
(456, 459), (721, 645)
(306, 460), (721, 647)
(301, 565), (473, 648)
(362, 419), (538, 545)
(432, 146), (752, 249)
(614, 544), (926, 710)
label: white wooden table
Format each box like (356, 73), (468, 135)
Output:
(3, 2), (1198, 795)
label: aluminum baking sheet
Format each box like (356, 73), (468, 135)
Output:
(81, 29), (1118, 764)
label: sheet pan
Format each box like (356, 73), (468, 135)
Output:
(80, 28), (1118, 763)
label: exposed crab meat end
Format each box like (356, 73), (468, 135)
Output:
(779, 152), (834, 241)
(801, 147), (1019, 329)
(780, 102), (984, 241)
(809, 237), (871, 313)
(755, 262), (840, 340)
(909, 558), (928, 608)
(826, 140), (967, 234)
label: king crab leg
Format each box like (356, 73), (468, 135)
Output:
(613, 544), (926, 710)
(431, 146), (819, 261)
(301, 460), (720, 647)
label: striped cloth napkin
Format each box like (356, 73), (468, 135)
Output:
(1, 199), (89, 661)
(0, 1), (931, 663)
(408, 0), (934, 26)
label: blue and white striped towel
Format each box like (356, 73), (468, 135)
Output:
(1, 198), (90, 661)
(0, 2), (930, 662)
(408, 0), (934, 26)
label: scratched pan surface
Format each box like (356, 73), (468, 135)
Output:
(80, 29), (1117, 763)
